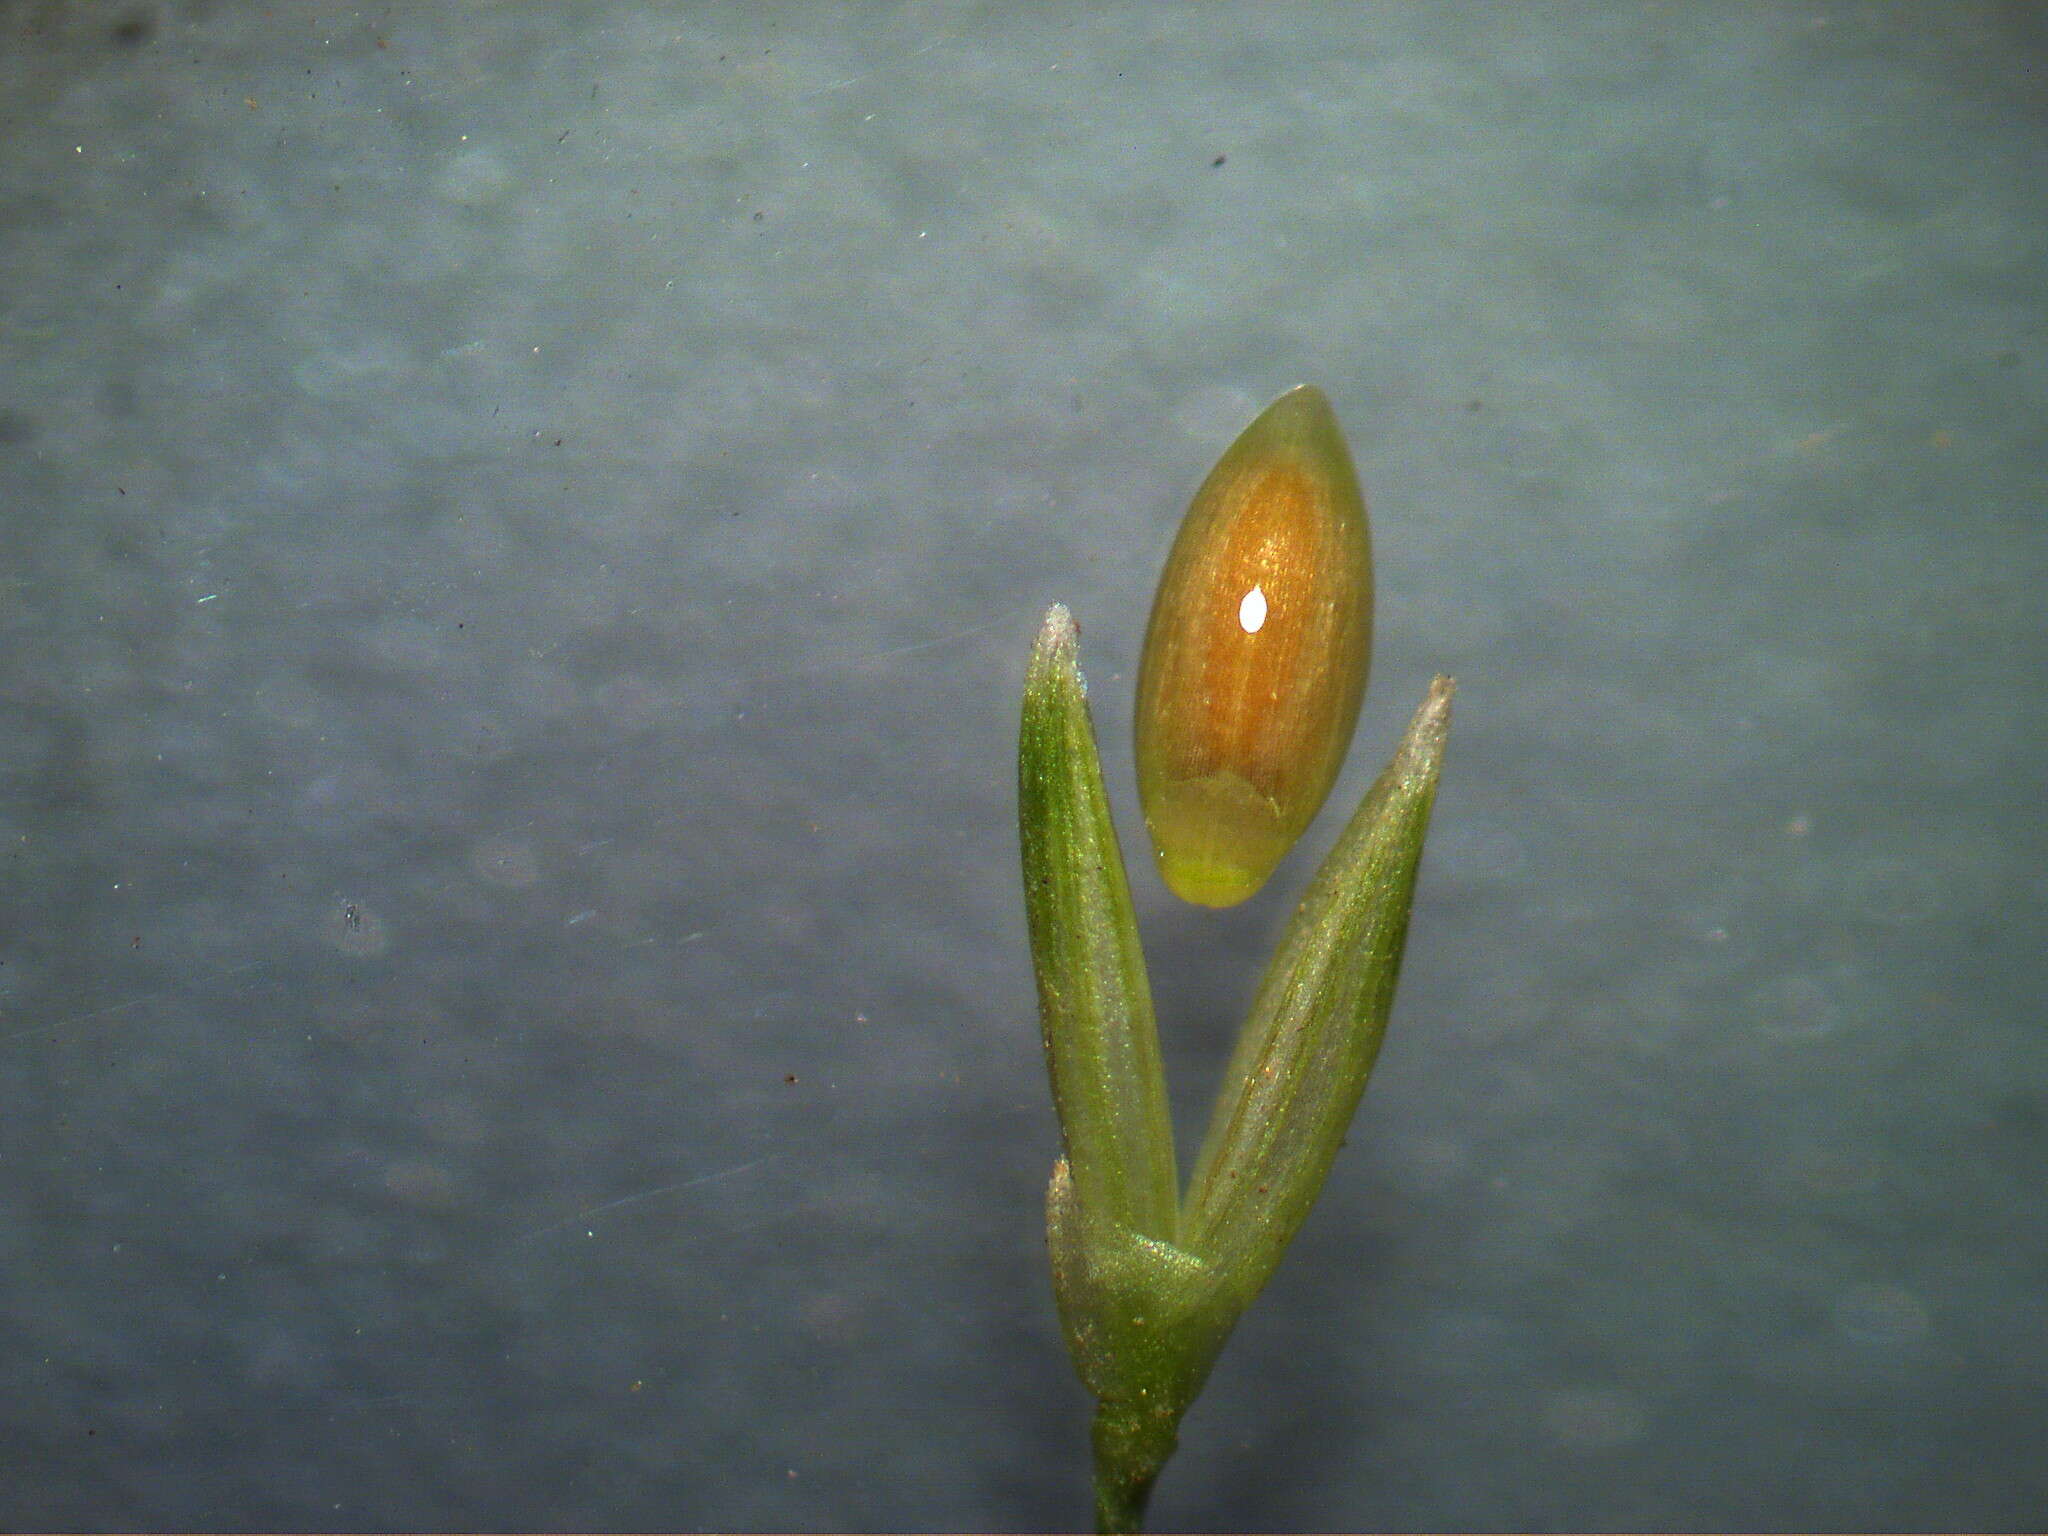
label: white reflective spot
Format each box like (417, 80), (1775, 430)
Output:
(1238, 584), (1268, 633)
(328, 899), (389, 958)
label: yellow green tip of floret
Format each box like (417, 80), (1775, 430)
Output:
(1142, 767), (1291, 907)
(1156, 850), (1267, 908)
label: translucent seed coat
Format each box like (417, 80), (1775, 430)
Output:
(1135, 385), (1373, 907)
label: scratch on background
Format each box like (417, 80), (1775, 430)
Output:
(3, 960), (270, 1045)
(843, 620), (1007, 668)
(509, 1153), (784, 1248)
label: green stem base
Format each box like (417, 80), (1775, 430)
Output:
(1091, 1396), (1184, 1534)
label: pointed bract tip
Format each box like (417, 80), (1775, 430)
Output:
(1039, 601), (1077, 647)
(1393, 675), (1455, 786)
(1421, 673), (1455, 726)
(1031, 603), (1082, 686)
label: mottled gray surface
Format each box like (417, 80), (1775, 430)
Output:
(2, 1), (2044, 1529)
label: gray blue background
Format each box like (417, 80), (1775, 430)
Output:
(3, 2), (2044, 1529)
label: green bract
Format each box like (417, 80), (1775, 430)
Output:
(1019, 605), (1452, 1533)
(1019, 604), (1179, 1246)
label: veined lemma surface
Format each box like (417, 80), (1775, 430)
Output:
(1135, 385), (1374, 907)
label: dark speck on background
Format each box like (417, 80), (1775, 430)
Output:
(109, 10), (156, 48)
